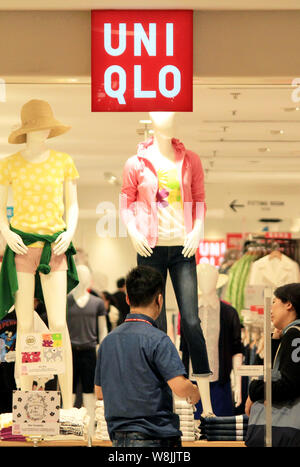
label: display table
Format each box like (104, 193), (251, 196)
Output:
(0, 438), (89, 447)
(92, 439), (245, 448)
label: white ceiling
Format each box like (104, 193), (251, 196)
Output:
(1, 0), (300, 10)
(1, 82), (300, 187)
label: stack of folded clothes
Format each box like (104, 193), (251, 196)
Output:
(199, 414), (249, 441)
(58, 407), (89, 439)
(0, 413), (27, 442)
(94, 400), (110, 441)
(174, 400), (196, 442)
(44, 407), (89, 441)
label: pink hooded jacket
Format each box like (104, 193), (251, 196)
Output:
(120, 137), (206, 248)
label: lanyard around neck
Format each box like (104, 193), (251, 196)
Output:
(125, 318), (153, 326)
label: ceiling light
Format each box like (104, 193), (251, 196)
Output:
(104, 172), (119, 185)
(139, 120), (152, 124)
(270, 130), (284, 135)
(283, 107), (299, 112)
(258, 147), (271, 152)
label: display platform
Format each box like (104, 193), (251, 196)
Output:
(0, 439), (89, 447)
(92, 439), (246, 448)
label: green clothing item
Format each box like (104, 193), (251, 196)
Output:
(225, 253), (259, 319)
(0, 227), (79, 320)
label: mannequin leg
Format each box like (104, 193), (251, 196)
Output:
(82, 393), (96, 437)
(169, 247), (214, 415)
(137, 248), (168, 332)
(14, 272), (36, 391)
(39, 270), (73, 409)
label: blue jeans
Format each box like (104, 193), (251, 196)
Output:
(112, 431), (181, 447)
(137, 246), (211, 375)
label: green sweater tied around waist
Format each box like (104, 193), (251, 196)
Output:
(0, 227), (79, 320)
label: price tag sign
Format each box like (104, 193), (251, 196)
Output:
(20, 332), (64, 376)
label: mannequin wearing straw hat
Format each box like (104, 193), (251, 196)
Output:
(0, 100), (79, 409)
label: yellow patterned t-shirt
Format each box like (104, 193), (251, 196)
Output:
(0, 150), (79, 246)
(156, 166), (186, 246)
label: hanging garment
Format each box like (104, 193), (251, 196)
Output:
(248, 253), (300, 288)
(225, 254), (258, 316)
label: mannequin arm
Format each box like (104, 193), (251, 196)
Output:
(98, 315), (108, 344)
(53, 180), (79, 255)
(0, 185), (28, 254)
(182, 219), (203, 258)
(232, 353), (243, 406)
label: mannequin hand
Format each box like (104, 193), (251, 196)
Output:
(128, 224), (153, 257)
(2, 229), (28, 255)
(234, 386), (242, 407)
(53, 231), (73, 256)
(182, 225), (202, 258)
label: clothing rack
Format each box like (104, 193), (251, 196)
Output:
(243, 235), (300, 264)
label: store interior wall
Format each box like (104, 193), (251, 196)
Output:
(1, 10), (300, 79)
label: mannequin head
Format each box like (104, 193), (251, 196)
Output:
(149, 112), (175, 133)
(197, 263), (219, 296)
(26, 129), (51, 146)
(74, 265), (92, 294)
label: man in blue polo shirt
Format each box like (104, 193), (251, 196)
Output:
(94, 265), (200, 447)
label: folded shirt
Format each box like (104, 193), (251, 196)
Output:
(200, 415), (248, 426)
(203, 435), (245, 441)
(200, 423), (247, 431)
(200, 429), (247, 437)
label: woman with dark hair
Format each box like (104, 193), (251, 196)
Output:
(246, 283), (300, 416)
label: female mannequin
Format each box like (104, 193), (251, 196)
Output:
(0, 99), (79, 409)
(121, 111), (213, 415)
(69, 264), (107, 436)
(183, 264), (243, 416)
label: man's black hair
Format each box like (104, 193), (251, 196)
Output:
(116, 278), (126, 289)
(274, 283), (300, 319)
(125, 266), (164, 308)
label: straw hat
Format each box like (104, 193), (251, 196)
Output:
(8, 99), (71, 144)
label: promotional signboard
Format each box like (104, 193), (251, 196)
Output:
(12, 391), (60, 436)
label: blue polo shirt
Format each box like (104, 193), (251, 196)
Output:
(94, 313), (187, 440)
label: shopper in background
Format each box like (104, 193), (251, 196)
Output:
(245, 283), (300, 416)
(101, 291), (119, 332)
(112, 277), (130, 326)
(94, 265), (200, 447)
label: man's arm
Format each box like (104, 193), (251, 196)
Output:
(95, 385), (103, 400)
(167, 375), (200, 405)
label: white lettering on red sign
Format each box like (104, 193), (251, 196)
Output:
(103, 23), (180, 105)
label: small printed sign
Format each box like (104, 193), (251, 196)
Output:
(12, 390), (60, 436)
(20, 332), (64, 376)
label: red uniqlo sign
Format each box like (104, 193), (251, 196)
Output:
(91, 10), (193, 112)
